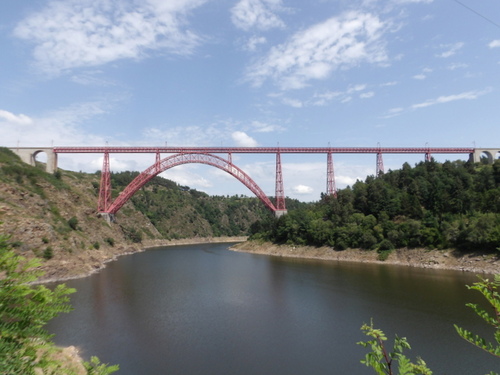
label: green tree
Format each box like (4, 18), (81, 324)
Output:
(0, 234), (75, 373)
(0, 235), (119, 374)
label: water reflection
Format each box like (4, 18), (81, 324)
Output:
(48, 244), (498, 375)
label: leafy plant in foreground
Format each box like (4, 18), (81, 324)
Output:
(358, 320), (432, 375)
(454, 274), (500, 375)
(359, 274), (500, 375)
(0, 234), (119, 374)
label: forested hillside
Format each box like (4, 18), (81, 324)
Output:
(250, 159), (500, 255)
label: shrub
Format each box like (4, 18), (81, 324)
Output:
(43, 247), (53, 260)
(67, 216), (78, 230)
(105, 237), (115, 247)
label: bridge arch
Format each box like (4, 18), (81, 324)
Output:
(105, 153), (277, 215)
(9, 147), (58, 173)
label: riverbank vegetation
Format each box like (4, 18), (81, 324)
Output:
(0, 234), (118, 374)
(249, 158), (500, 256)
(359, 274), (500, 374)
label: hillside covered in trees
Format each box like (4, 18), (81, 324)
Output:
(249, 159), (500, 255)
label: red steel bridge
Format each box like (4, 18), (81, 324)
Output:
(48, 146), (478, 218)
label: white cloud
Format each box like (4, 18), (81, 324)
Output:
(437, 42), (464, 58)
(160, 166), (213, 189)
(381, 81), (398, 86)
(244, 36), (267, 51)
(489, 40), (500, 49)
(14, 0), (206, 75)
(360, 91), (374, 99)
(348, 84), (367, 93)
(447, 62), (468, 70)
(413, 67), (432, 80)
(231, 131), (258, 147)
(0, 109), (33, 125)
(231, 0), (285, 31)
(246, 11), (389, 90)
(392, 0), (433, 3)
(380, 107), (404, 119)
(0, 101), (111, 148)
(251, 121), (285, 133)
(70, 70), (116, 86)
(312, 90), (342, 106)
(282, 97), (303, 108)
(291, 184), (313, 194)
(411, 88), (491, 109)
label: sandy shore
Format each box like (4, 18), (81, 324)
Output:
(231, 241), (500, 275)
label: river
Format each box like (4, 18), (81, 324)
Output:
(47, 243), (500, 374)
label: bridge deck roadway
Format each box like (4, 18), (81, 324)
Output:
(53, 146), (475, 154)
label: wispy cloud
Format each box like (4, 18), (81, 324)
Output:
(392, 0), (433, 3)
(231, 0), (285, 31)
(14, 0), (206, 75)
(489, 40), (500, 49)
(411, 88), (491, 109)
(250, 120), (285, 133)
(0, 109), (33, 125)
(437, 42), (464, 58)
(244, 36), (267, 51)
(282, 97), (303, 108)
(245, 11), (389, 90)
(381, 107), (404, 118)
(360, 91), (375, 99)
(447, 62), (468, 70)
(0, 101), (113, 147)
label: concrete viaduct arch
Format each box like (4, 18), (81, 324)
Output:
(9, 147), (58, 173)
(101, 153), (281, 217)
(473, 148), (500, 163)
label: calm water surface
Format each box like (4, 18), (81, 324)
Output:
(47, 243), (500, 374)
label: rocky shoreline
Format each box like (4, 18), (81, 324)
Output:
(231, 241), (500, 275)
(39, 237), (500, 283)
(37, 236), (247, 283)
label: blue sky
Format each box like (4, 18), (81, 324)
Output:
(1, 0), (499, 202)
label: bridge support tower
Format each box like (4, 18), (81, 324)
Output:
(274, 152), (287, 217)
(326, 153), (337, 197)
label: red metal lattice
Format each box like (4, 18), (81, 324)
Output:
(54, 146), (475, 154)
(327, 153), (337, 197)
(105, 153), (277, 214)
(97, 152), (111, 212)
(51, 146), (477, 216)
(275, 152), (286, 212)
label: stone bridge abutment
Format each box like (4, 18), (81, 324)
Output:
(9, 147), (58, 174)
(473, 149), (500, 163)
